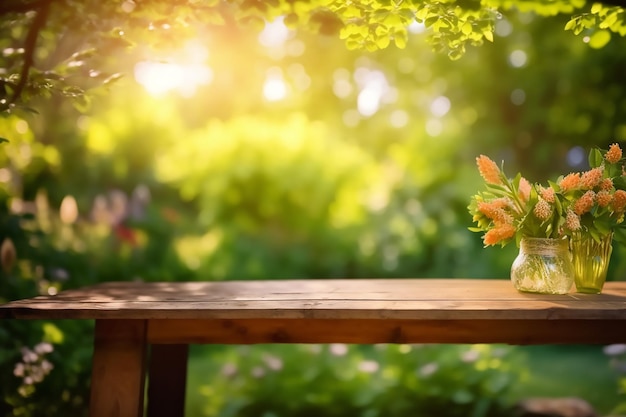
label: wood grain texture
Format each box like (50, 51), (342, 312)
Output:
(90, 319), (147, 417)
(147, 318), (626, 345)
(1, 279), (626, 321)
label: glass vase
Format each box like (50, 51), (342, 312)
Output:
(510, 237), (575, 294)
(570, 232), (613, 294)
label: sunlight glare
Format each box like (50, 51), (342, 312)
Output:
(430, 95), (451, 117)
(134, 61), (213, 97)
(135, 62), (184, 95)
(355, 68), (390, 117)
(495, 19), (513, 37)
(263, 74), (288, 101)
(333, 68), (353, 98)
(333, 79), (353, 98)
(426, 119), (443, 136)
(390, 110), (409, 128)
(259, 16), (290, 47)
(358, 88), (381, 117)
(508, 50), (527, 68)
(408, 20), (426, 34)
(15, 120), (29, 134)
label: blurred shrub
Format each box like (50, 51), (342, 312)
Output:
(0, 113), (192, 416)
(190, 343), (523, 417)
(604, 344), (626, 415)
(154, 113), (499, 280)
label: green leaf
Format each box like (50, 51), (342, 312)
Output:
(461, 21), (473, 35)
(394, 31), (408, 48)
(343, 5), (361, 18)
(43, 323), (64, 344)
(554, 194), (563, 215)
(375, 35), (391, 49)
(564, 18), (577, 31)
(614, 176), (626, 190)
(593, 218), (611, 236)
(415, 7), (430, 21)
(613, 227), (626, 245)
(588, 148), (603, 168)
(448, 47), (465, 60)
(383, 13), (404, 27)
(599, 12), (618, 29)
(0, 138), (8, 143)
(588, 30), (611, 49)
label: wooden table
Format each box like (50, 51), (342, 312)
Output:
(2, 278), (626, 417)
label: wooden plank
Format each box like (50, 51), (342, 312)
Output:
(4, 298), (626, 320)
(90, 319), (147, 417)
(147, 318), (626, 345)
(1, 279), (625, 321)
(0, 279), (580, 306)
(10, 279), (625, 304)
(147, 344), (188, 417)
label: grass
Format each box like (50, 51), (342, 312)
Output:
(509, 345), (622, 415)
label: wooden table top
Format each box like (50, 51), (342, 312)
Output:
(2, 278), (626, 321)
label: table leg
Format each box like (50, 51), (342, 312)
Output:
(90, 319), (148, 417)
(146, 344), (189, 417)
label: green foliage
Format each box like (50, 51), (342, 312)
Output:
(414, 1), (497, 60)
(0, 0), (625, 112)
(565, 3), (626, 48)
(604, 345), (626, 415)
(188, 344), (523, 417)
(155, 114), (374, 276)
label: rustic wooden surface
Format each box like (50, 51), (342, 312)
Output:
(147, 317), (626, 345)
(90, 319), (147, 417)
(1, 279), (626, 321)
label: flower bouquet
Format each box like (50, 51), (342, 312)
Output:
(469, 143), (626, 294)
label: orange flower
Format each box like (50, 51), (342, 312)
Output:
(596, 190), (613, 208)
(483, 224), (516, 246)
(573, 190), (596, 215)
(580, 167), (604, 189)
(490, 198), (512, 209)
(613, 190), (626, 212)
(559, 173), (580, 192)
(565, 209), (581, 231)
(539, 186), (555, 203)
(518, 177), (531, 203)
(533, 199), (552, 220)
(476, 155), (502, 185)
(477, 201), (513, 224)
(600, 178), (613, 191)
(605, 143), (622, 164)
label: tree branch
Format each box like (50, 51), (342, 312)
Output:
(8, 0), (52, 106)
(0, 0), (46, 16)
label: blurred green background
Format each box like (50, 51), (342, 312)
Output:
(2, 4), (626, 417)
